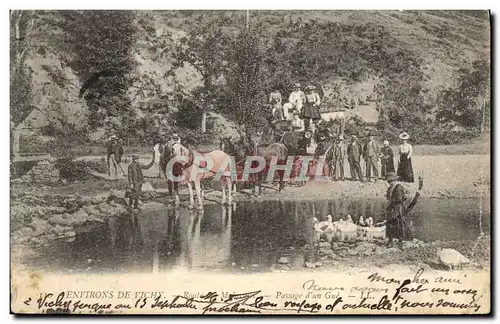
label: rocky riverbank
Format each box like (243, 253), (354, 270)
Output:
(11, 192), (130, 248)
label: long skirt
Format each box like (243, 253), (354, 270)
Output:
(381, 158), (395, 179)
(386, 203), (412, 240)
(301, 103), (321, 120)
(397, 153), (414, 182)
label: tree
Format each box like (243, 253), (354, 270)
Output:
(10, 10), (36, 128)
(225, 28), (267, 131)
(172, 15), (231, 132)
(436, 58), (490, 129)
(57, 10), (136, 134)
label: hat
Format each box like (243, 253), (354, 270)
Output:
(294, 83), (301, 88)
(386, 172), (398, 181)
(305, 85), (316, 90)
(132, 155), (139, 160)
(399, 132), (410, 140)
(383, 140), (389, 145)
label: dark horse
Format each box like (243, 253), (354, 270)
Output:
(220, 136), (288, 195)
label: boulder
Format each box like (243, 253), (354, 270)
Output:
(30, 218), (50, 236)
(48, 214), (71, 227)
(82, 204), (100, 216)
(304, 262), (316, 268)
(278, 257), (289, 265)
(69, 209), (89, 225)
(319, 241), (332, 249)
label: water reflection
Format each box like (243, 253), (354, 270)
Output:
(36, 197), (489, 273)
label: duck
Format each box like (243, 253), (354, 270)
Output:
(346, 214), (354, 224)
(437, 248), (470, 270)
(339, 215), (357, 233)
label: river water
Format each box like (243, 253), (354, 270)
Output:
(28, 198), (490, 274)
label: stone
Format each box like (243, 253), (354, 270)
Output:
(82, 204), (99, 216)
(69, 209), (89, 225)
(348, 250), (358, 256)
(18, 226), (34, 236)
(304, 262), (316, 268)
(319, 241), (332, 249)
(30, 218), (50, 236)
(278, 257), (289, 264)
(48, 214), (71, 226)
(314, 261), (323, 267)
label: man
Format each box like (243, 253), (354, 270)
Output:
(385, 172), (412, 247)
(331, 136), (346, 181)
(164, 133), (181, 196)
(107, 135), (124, 180)
(363, 134), (379, 182)
(380, 140), (395, 179)
(128, 155), (144, 210)
(347, 135), (363, 181)
(288, 83), (305, 115)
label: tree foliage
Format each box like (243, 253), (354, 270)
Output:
(57, 10), (136, 133)
(436, 58), (490, 128)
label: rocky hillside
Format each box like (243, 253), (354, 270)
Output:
(11, 10), (490, 147)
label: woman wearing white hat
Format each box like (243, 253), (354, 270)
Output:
(396, 132), (414, 183)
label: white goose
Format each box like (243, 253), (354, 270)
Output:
(437, 248), (470, 270)
(365, 217), (386, 239)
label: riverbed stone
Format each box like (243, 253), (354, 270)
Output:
(304, 262), (316, 268)
(18, 226), (34, 236)
(48, 214), (71, 226)
(319, 241), (332, 249)
(82, 204), (100, 216)
(278, 257), (289, 264)
(69, 209), (89, 225)
(30, 218), (50, 236)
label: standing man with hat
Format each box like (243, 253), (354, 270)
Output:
(331, 135), (346, 181)
(288, 83), (306, 115)
(347, 135), (363, 181)
(363, 133), (380, 182)
(107, 134), (124, 180)
(164, 133), (182, 197)
(385, 172), (412, 247)
(128, 155), (144, 210)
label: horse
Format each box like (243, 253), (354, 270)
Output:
(171, 142), (233, 210)
(220, 136), (288, 195)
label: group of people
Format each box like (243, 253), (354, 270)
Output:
(269, 83), (322, 132)
(325, 132), (415, 184)
(106, 133), (182, 209)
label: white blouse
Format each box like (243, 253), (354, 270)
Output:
(291, 118), (305, 132)
(399, 143), (413, 158)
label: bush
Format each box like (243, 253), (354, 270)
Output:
(54, 157), (107, 182)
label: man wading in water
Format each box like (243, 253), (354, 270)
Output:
(385, 172), (423, 248)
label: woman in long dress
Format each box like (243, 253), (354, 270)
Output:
(396, 132), (414, 183)
(380, 140), (395, 179)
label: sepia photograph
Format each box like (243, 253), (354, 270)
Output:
(9, 9), (491, 315)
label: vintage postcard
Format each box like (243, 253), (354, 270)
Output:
(10, 10), (491, 315)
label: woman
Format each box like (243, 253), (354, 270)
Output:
(396, 132), (414, 183)
(290, 111), (305, 132)
(269, 87), (283, 118)
(380, 140), (395, 179)
(302, 85), (322, 131)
